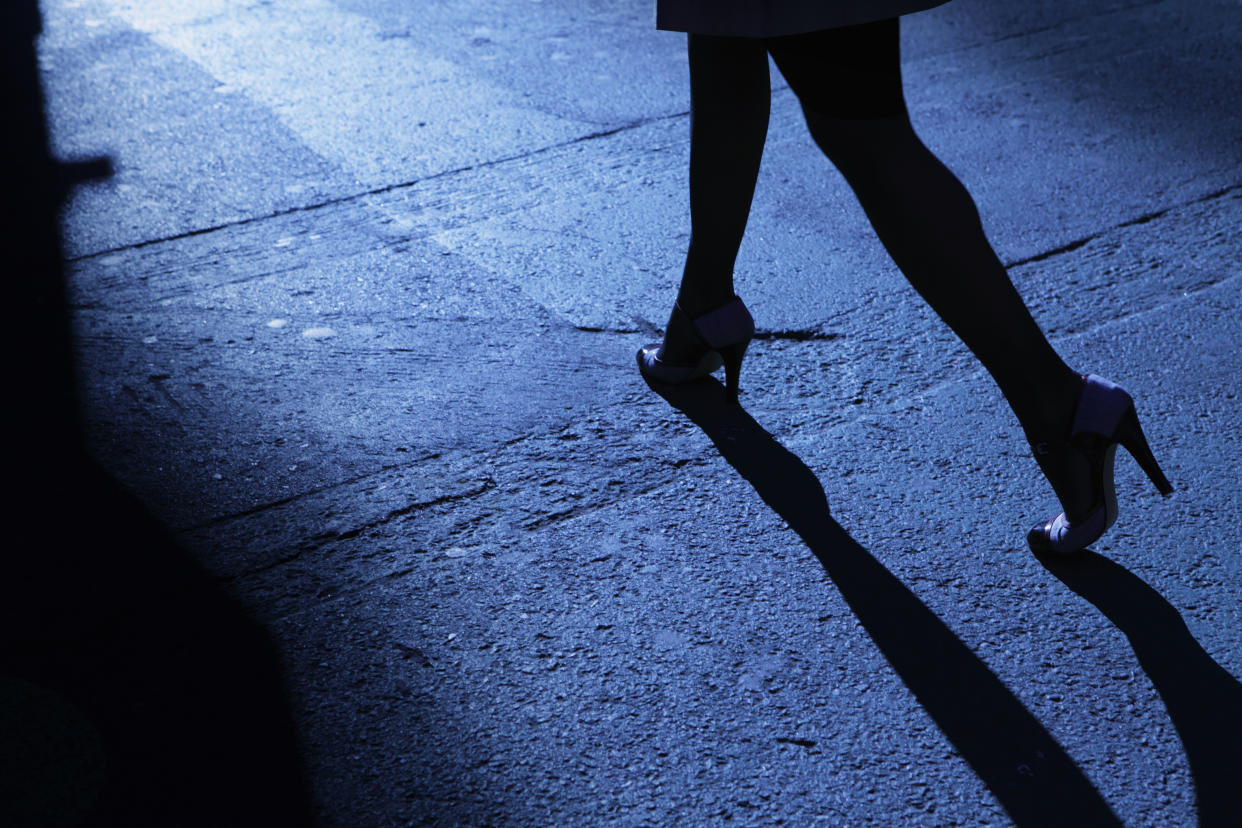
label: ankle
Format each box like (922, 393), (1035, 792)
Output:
(676, 287), (735, 318)
(1013, 370), (1085, 444)
(678, 253), (735, 318)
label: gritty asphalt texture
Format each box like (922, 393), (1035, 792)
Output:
(7, 0), (1242, 825)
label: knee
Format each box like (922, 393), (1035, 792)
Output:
(803, 109), (919, 171)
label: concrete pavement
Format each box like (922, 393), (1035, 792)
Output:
(14, 0), (1242, 824)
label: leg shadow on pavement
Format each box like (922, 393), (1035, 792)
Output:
(1037, 551), (1242, 827)
(646, 376), (1121, 827)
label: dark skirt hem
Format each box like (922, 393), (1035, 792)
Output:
(656, 0), (951, 37)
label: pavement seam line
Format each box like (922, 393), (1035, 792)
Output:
(1004, 182), (1240, 270)
(67, 151), (1237, 314)
(174, 452), (442, 535)
(564, 183), (1238, 340)
(984, 0), (1168, 49)
(218, 476), (497, 581)
(64, 114), (687, 264)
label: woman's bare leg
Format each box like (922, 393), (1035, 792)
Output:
(674, 34), (771, 322)
(811, 115), (1081, 433)
(769, 23), (1082, 444)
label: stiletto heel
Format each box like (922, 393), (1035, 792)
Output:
(1114, 407), (1175, 495)
(637, 296), (755, 402)
(1027, 374), (1173, 555)
(719, 341), (748, 404)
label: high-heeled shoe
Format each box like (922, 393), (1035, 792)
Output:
(1028, 374), (1174, 555)
(636, 296), (755, 403)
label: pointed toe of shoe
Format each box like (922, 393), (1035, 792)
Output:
(1026, 520), (1056, 555)
(636, 344), (660, 373)
(636, 344), (722, 385)
(1026, 507), (1107, 555)
(636, 297), (753, 393)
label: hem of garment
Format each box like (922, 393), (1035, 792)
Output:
(656, 0), (951, 37)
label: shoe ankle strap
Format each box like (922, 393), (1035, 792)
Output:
(692, 297), (754, 349)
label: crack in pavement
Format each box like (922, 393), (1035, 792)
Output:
(1006, 182), (1240, 270)
(174, 453), (441, 535)
(754, 329), (844, 342)
(578, 323), (846, 342)
(987, 0), (1168, 48)
(218, 475), (497, 581)
(250, 460), (717, 623)
(65, 114), (686, 264)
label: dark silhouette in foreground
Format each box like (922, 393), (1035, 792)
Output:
(647, 375), (1121, 826)
(2, 3), (312, 824)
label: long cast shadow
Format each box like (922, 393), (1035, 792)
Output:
(648, 378), (1120, 826)
(1037, 551), (1242, 827)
